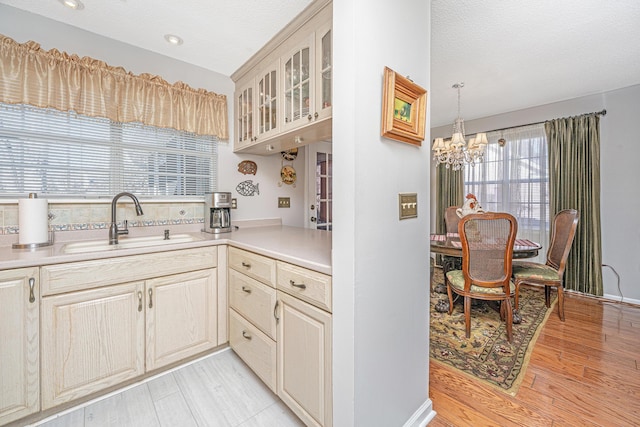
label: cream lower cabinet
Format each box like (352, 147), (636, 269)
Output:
(0, 267), (39, 426)
(40, 247), (218, 410)
(40, 281), (145, 410)
(276, 289), (332, 427)
(146, 269), (217, 371)
(228, 249), (277, 391)
(228, 247), (332, 427)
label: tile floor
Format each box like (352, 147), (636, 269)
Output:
(31, 349), (304, 427)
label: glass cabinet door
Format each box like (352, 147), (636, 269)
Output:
(236, 85), (253, 145)
(316, 25), (332, 121)
(283, 35), (313, 131)
(257, 61), (279, 139)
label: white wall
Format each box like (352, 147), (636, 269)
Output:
(431, 84), (640, 303)
(333, 1), (434, 425)
(0, 4), (306, 227)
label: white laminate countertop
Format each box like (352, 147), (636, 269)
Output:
(0, 225), (332, 275)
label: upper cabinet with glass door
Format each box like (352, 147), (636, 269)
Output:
(235, 60), (280, 151)
(231, 0), (332, 155)
(315, 20), (332, 122)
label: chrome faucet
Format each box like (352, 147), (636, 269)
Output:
(109, 192), (144, 245)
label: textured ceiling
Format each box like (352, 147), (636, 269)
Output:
(1, 0), (639, 127)
(431, 0), (640, 126)
(0, 0), (313, 77)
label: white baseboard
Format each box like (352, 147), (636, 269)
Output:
(602, 293), (640, 306)
(402, 399), (436, 427)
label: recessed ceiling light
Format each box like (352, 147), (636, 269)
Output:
(164, 34), (184, 46)
(58, 0), (84, 10)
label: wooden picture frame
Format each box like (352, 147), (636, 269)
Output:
(381, 66), (427, 146)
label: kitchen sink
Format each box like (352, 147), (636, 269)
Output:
(63, 233), (203, 254)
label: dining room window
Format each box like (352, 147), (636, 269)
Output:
(0, 102), (218, 199)
(464, 123), (549, 258)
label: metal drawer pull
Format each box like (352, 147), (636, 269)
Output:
(290, 280), (306, 290)
(137, 291), (143, 312)
(28, 277), (36, 303)
(274, 300), (280, 323)
(241, 286), (252, 294)
(148, 288), (153, 309)
(242, 331), (252, 340)
(241, 262), (251, 269)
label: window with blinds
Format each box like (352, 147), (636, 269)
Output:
(0, 103), (217, 198)
(464, 124), (549, 261)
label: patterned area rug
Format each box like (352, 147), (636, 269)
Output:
(430, 267), (556, 395)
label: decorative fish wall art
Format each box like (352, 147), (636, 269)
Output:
(237, 160), (257, 175)
(236, 180), (260, 196)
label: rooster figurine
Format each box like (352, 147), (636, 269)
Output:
(456, 193), (485, 218)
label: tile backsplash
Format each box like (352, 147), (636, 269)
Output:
(0, 201), (205, 235)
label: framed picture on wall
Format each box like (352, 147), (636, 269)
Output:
(380, 66), (427, 146)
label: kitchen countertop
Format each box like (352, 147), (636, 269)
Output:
(0, 225), (332, 275)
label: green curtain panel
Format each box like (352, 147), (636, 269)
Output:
(435, 166), (464, 264)
(435, 166), (464, 234)
(545, 114), (603, 296)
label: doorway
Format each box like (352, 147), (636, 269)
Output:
(306, 141), (332, 230)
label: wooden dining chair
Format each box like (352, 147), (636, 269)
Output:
(445, 212), (518, 342)
(444, 206), (460, 234)
(512, 209), (579, 321)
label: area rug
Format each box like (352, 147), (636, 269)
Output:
(430, 267), (556, 396)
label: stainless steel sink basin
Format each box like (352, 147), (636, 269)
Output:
(63, 233), (203, 254)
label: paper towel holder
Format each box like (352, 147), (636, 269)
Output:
(12, 193), (55, 250)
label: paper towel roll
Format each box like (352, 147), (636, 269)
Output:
(18, 196), (49, 245)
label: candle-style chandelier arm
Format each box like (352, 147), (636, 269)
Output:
(432, 82), (487, 171)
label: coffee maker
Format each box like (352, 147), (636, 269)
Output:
(204, 192), (232, 233)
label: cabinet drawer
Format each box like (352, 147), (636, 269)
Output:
(41, 246), (217, 296)
(229, 309), (276, 392)
(276, 261), (332, 312)
(228, 247), (276, 287)
(229, 269), (277, 340)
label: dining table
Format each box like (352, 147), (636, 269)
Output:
(430, 232), (542, 259)
(429, 232), (542, 319)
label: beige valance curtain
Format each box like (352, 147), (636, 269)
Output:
(0, 35), (228, 139)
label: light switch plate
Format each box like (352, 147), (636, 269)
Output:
(399, 193), (417, 220)
(278, 197), (291, 208)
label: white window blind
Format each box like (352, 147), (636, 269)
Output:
(0, 103), (217, 198)
(464, 124), (549, 261)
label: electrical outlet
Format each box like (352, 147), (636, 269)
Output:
(399, 193), (417, 220)
(231, 198), (237, 209)
(278, 197), (291, 208)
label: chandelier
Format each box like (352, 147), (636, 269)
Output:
(432, 82), (487, 171)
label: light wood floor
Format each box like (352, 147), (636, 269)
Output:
(31, 349), (304, 427)
(429, 290), (640, 427)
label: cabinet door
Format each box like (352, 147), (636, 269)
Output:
(41, 282), (145, 410)
(235, 78), (255, 149)
(314, 21), (332, 122)
(277, 291), (332, 427)
(0, 267), (39, 425)
(146, 269), (217, 371)
(256, 60), (280, 141)
(281, 33), (315, 133)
